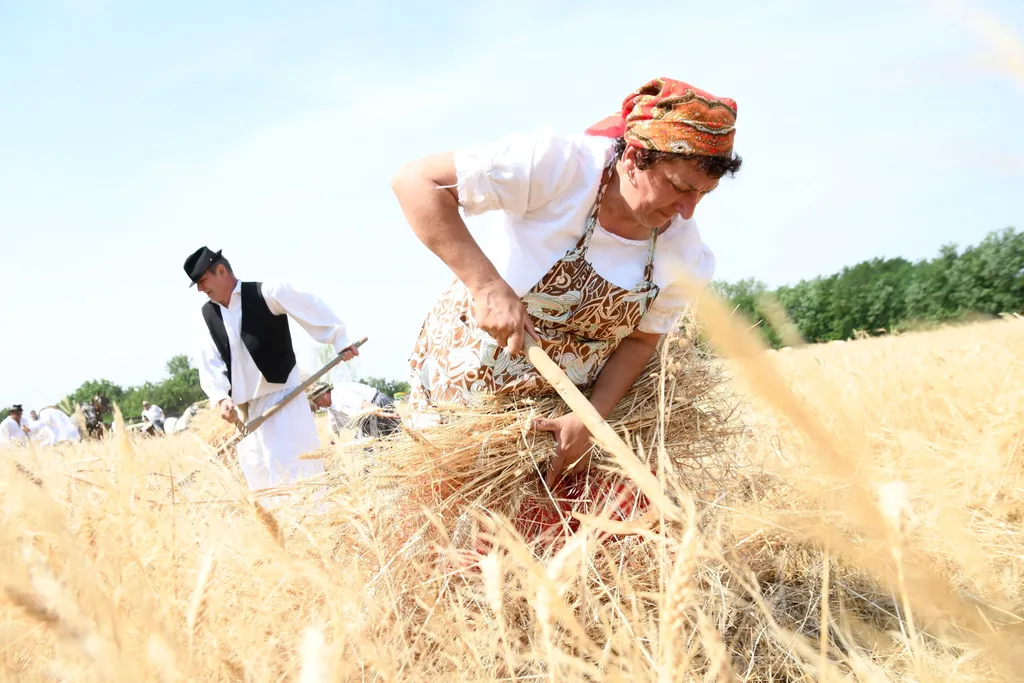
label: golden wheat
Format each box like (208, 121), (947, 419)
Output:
(1, 315), (1023, 680)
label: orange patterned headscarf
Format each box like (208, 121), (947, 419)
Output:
(586, 77), (737, 158)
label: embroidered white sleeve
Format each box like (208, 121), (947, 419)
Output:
(198, 324), (232, 405)
(453, 128), (583, 219)
(262, 282), (352, 353)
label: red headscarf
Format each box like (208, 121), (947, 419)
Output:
(586, 77), (737, 158)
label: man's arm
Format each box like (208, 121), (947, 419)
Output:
(198, 329), (234, 421)
(262, 282), (354, 354)
(26, 419), (49, 436)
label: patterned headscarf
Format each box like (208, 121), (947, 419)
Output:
(586, 77), (737, 158)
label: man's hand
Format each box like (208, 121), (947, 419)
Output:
(218, 398), (236, 424)
(535, 414), (594, 488)
(470, 279), (539, 356)
(339, 344), (361, 361)
(21, 425), (30, 435)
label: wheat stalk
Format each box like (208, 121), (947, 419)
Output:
(661, 507), (698, 683)
(250, 498), (285, 547)
(186, 548), (217, 652)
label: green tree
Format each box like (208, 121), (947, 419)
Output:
(361, 376), (411, 398)
(66, 379), (126, 422)
(777, 277), (837, 343)
(61, 355), (206, 423)
(904, 244), (960, 323)
(151, 366), (204, 416)
(713, 227), (1021, 346)
(708, 278), (782, 347)
(165, 354), (193, 377)
(822, 258), (914, 339)
(144, 355), (205, 417)
(948, 228), (1024, 315)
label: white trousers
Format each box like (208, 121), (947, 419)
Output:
(235, 386), (324, 491)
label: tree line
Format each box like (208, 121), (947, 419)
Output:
(3, 228), (1019, 421)
(60, 355), (207, 424)
(710, 227), (1023, 348)
(1, 355), (411, 423)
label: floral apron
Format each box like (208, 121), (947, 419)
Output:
(409, 164), (661, 408)
(408, 162), (662, 545)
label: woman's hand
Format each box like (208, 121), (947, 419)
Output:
(534, 331), (662, 488)
(535, 414), (594, 487)
(471, 279), (538, 355)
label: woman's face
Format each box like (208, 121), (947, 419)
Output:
(620, 148), (719, 228)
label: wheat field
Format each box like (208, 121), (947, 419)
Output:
(2, 315), (1023, 682)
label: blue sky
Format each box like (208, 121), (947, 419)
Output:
(1, 0), (1022, 412)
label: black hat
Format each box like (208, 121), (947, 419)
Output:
(183, 246), (223, 286)
(11, 404), (23, 413)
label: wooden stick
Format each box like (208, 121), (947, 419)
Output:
(523, 337), (678, 518)
(220, 336), (369, 453)
(244, 336), (369, 434)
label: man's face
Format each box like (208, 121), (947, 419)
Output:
(29, 411), (37, 421)
(197, 265), (235, 305)
(11, 410), (22, 423)
(315, 393), (332, 409)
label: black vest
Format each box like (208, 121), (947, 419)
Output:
(201, 281), (296, 396)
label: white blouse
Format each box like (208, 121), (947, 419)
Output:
(454, 128), (716, 335)
(325, 382), (379, 433)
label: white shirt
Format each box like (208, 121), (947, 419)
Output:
(1, 415), (27, 444)
(27, 418), (56, 445)
(325, 382), (379, 433)
(142, 405), (165, 422)
(198, 280), (351, 406)
(454, 128), (716, 334)
(28, 408), (81, 445)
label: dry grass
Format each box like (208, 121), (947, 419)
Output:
(2, 311), (1024, 681)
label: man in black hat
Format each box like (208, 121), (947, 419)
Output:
(1, 404), (29, 445)
(184, 246), (359, 493)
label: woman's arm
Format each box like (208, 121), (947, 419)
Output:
(391, 153), (536, 353)
(535, 329), (661, 487)
(391, 153), (498, 294)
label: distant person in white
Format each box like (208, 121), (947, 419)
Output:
(27, 407), (82, 445)
(309, 382), (401, 441)
(185, 246), (359, 492)
(141, 401), (166, 432)
(1, 405), (30, 445)
(163, 403), (199, 436)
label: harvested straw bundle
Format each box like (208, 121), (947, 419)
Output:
(329, 323), (744, 559)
